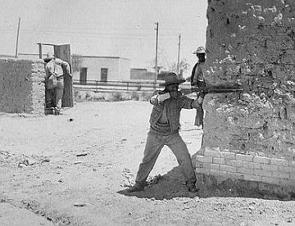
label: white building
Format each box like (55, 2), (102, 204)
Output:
(73, 56), (131, 83)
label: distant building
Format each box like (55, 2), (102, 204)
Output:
(130, 68), (168, 81)
(73, 56), (130, 83)
(17, 53), (45, 59)
(130, 68), (155, 80)
(13, 53), (131, 83)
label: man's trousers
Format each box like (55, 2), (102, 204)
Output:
(46, 87), (64, 110)
(135, 131), (196, 184)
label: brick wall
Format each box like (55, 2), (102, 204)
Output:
(0, 58), (45, 114)
(196, 147), (295, 187)
(195, 0), (295, 190)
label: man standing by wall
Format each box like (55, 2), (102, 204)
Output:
(44, 53), (71, 115)
(190, 46), (206, 129)
(128, 72), (203, 193)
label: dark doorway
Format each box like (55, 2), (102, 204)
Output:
(101, 68), (108, 82)
(80, 67), (87, 85)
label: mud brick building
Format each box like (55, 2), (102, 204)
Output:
(0, 58), (45, 114)
(195, 0), (295, 193)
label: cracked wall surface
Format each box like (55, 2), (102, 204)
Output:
(0, 58), (45, 114)
(195, 0), (295, 190)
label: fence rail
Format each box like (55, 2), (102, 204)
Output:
(73, 79), (190, 93)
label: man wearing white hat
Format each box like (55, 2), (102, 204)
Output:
(191, 46), (206, 128)
(127, 72), (202, 193)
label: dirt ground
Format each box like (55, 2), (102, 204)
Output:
(1, 101), (295, 226)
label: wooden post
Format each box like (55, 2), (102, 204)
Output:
(54, 44), (73, 107)
(15, 17), (21, 58)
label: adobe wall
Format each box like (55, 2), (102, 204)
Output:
(0, 58), (45, 114)
(195, 0), (295, 193)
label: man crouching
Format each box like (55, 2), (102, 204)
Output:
(128, 72), (202, 193)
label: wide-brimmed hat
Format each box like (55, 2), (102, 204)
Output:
(43, 52), (55, 62)
(193, 46), (206, 54)
(159, 72), (185, 87)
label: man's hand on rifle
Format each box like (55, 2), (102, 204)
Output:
(150, 92), (171, 105)
(157, 93), (170, 103)
(197, 96), (204, 105)
(191, 98), (203, 109)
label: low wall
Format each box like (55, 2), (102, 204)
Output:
(0, 58), (45, 114)
(195, 147), (295, 187)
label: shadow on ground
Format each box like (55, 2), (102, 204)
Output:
(195, 174), (295, 201)
(118, 166), (199, 200)
(118, 166), (295, 201)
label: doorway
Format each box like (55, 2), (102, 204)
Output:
(80, 67), (87, 85)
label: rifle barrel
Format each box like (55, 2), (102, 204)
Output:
(180, 87), (243, 95)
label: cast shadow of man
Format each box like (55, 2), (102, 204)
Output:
(118, 166), (199, 200)
(118, 165), (295, 201)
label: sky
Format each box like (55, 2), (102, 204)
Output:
(0, 0), (208, 75)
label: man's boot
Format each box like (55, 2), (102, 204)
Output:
(127, 181), (146, 193)
(186, 181), (199, 193)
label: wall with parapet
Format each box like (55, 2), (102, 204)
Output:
(0, 58), (45, 114)
(195, 0), (295, 192)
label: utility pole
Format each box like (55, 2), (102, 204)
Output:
(154, 22), (159, 90)
(15, 17), (21, 58)
(177, 34), (181, 75)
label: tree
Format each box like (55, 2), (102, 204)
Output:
(168, 58), (190, 76)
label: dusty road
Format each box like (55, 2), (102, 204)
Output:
(0, 101), (295, 226)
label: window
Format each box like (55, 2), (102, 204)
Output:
(101, 68), (108, 82)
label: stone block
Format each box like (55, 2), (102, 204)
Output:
(203, 163), (212, 169)
(226, 159), (244, 168)
(236, 154), (254, 162)
(270, 158), (289, 166)
(254, 169), (272, 177)
(210, 169), (228, 177)
(213, 157), (225, 164)
(248, 162), (262, 169)
(253, 156), (270, 164)
(272, 171), (290, 179)
(210, 163), (220, 171)
(221, 152), (236, 160)
(195, 162), (203, 168)
(261, 164), (278, 172)
(196, 155), (212, 163)
(237, 167), (254, 175)
(220, 164), (236, 173)
(277, 166), (293, 173)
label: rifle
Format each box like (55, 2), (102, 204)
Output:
(179, 85), (243, 128)
(180, 85), (243, 96)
